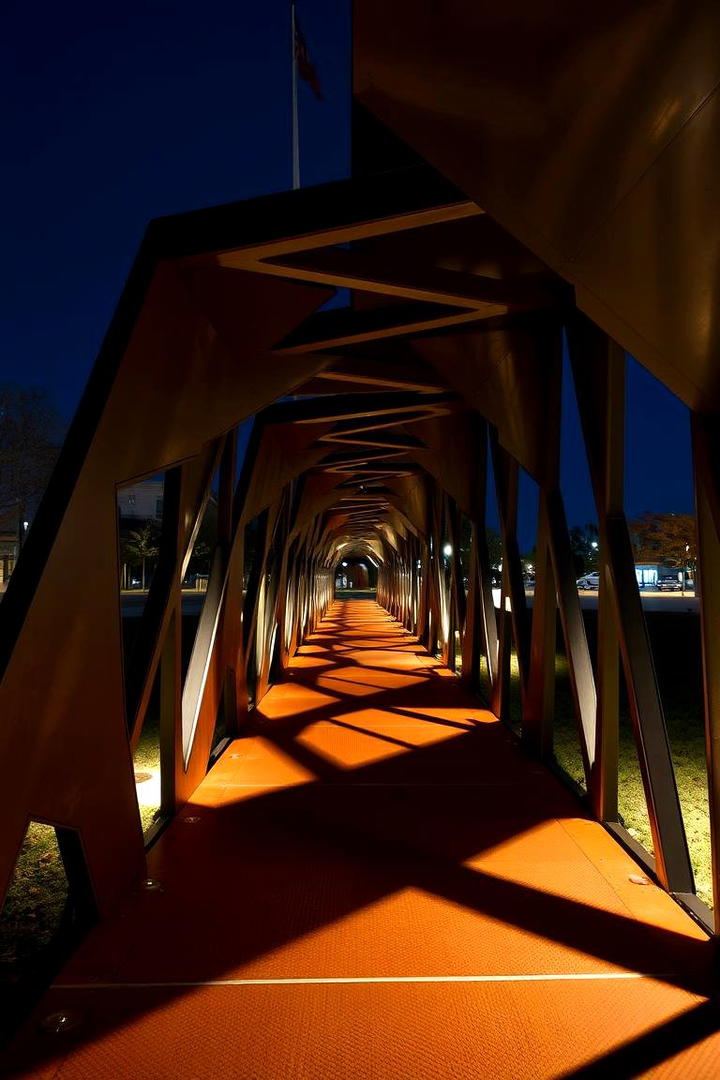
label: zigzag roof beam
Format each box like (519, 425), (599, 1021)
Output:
(273, 301), (502, 354)
(334, 509), (389, 519)
(286, 390), (457, 425)
(318, 448), (413, 467)
(316, 430), (427, 451)
(320, 462), (416, 477)
(159, 168), (483, 265)
(335, 495), (390, 504)
(310, 360), (446, 394)
(258, 247), (556, 310)
(321, 416), (439, 440)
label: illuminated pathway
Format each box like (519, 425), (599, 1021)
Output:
(5, 602), (719, 1078)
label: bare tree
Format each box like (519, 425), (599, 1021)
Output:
(569, 522), (600, 576)
(0, 384), (64, 550)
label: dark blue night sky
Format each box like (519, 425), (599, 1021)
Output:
(1, 0), (350, 415)
(1, 0), (693, 549)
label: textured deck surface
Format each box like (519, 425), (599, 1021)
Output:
(4, 601), (720, 1078)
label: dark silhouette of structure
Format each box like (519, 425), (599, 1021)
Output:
(3, 3), (720, 1074)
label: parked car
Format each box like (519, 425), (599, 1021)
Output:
(576, 572), (600, 590)
(657, 577), (681, 591)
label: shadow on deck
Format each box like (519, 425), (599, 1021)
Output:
(3, 601), (719, 1079)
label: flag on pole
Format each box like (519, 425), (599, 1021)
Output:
(294, 12), (323, 100)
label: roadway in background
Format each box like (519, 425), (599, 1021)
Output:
(495, 589), (699, 614)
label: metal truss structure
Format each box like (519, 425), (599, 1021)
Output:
(2, 1), (720, 958)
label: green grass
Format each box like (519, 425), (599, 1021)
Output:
(0, 823), (68, 974)
(540, 655), (711, 907)
(0, 615), (204, 989)
(470, 611), (711, 908)
(551, 655), (588, 792)
(0, 728), (163, 987)
(478, 653), (492, 703)
(133, 710), (162, 835)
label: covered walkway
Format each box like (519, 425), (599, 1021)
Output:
(5, 6), (720, 1074)
(5, 601), (716, 1079)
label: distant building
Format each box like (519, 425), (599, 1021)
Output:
(0, 506), (19, 587)
(634, 563), (684, 588)
(117, 480), (164, 524)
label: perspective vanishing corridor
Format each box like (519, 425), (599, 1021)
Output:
(6, 5), (720, 1075)
(5, 601), (717, 1078)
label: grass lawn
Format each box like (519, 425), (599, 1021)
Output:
(0, 823), (68, 977)
(128, 609), (202, 836)
(528, 612), (711, 908)
(466, 610), (711, 907)
(0, 612), (208, 998)
(134, 710), (162, 835)
(0, 730), (163, 993)
(553, 660), (711, 906)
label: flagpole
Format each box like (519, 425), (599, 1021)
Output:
(290, 0), (300, 189)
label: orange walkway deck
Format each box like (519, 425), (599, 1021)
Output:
(5, 601), (720, 1078)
